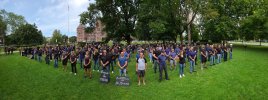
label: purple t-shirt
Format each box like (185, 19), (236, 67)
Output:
(169, 52), (176, 59)
(158, 55), (167, 65)
(189, 51), (196, 59)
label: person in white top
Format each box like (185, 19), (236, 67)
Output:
(136, 52), (147, 86)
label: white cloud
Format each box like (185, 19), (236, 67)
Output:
(1, 0), (95, 37)
(35, 0), (94, 37)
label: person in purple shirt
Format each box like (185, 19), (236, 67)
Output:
(175, 45), (180, 54)
(169, 49), (177, 70)
(79, 48), (85, 69)
(189, 47), (196, 73)
(158, 51), (170, 82)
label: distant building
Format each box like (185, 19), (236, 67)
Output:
(77, 20), (106, 42)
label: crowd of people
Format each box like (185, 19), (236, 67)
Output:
(2, 47), (15, 55)
(20, 42), (233, 86)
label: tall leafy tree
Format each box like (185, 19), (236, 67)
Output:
(80, 0), (139, 44)
(11, 23), (43, 46)
(51, 29), (63, 44)
(0, 9), (27, 34)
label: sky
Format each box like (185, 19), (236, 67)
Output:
(0, 0), (95, 37)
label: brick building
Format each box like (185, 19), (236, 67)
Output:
(77, 20), (106, 42)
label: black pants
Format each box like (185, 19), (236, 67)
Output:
(159, 64), (169, 80)
(71, 63), (77, 73)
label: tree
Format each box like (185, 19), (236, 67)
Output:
(0, 17), (6, 44)
(62, 34), (68, 44)
(69, 36), (77, 43)
(80, 0), (140, 44)
(0, 9), (27, 34)
(50, 29), (63, 44)
(11, 23), (43, 46)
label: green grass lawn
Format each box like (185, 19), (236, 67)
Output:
(0, 45), (268, 100)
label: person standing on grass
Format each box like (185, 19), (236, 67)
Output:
(100, 50), (110, 73)
(79, 48), (85, 69)
(62, 51), (68, 72)
(216, 45), (222, 64)
(229, 44), (233, 60)
(223, 44), (228, 61)
(158, 51), (170, 82)
(93, 48), (100, 72)
(189, 47), (196, 73)
(177, 50), (185, 78)
(153, 47), (161, 73)
(45, 48), (50, 65)
(169, 49), (177, 70)
(109, 49), (116, 74)
(54, 48), (59, 68)
(37, 48), (42, 62)
(209, 45), (215, 66)
(118, 51), (128, 76)
(84, 51), (92, 79)
(200, 46), (207, 70)
(136, 52), (147, 85)
(123, 48), (129, 73)
(70, 51), (77, 75)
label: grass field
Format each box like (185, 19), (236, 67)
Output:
(0, 45), (268, 100)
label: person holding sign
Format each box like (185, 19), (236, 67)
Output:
(136, 52), (147, 86)
(84, 51), (92, 79)
(118, 51), (128, 76)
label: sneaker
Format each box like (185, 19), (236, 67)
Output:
(138, 82), (141, 86)
(74, 73), (77, 75)
(112, 71), (114, 74)
(183, 74), (185, 77)
(143, 82), (146, 85)
(180, 75), (182, 78)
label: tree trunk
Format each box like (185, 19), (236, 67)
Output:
(187, 24), (191, 45)
(180, 34), (184, 45)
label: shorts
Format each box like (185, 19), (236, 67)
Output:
(138, 70), (145, 77)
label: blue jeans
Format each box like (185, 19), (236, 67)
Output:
(210, 55), (215, 65)
(110, 60), (115, 72)
(38, 56), (42, 62)
(119, 68), (126, 76)
(179, 63), (184, 76)
(80, 58), (84, 69)
(46, 58), (50, 65)
(149, 53), (152, 62)
(153, 61), (159, 73)
(102, 65), (110, 72)
(229, 52), (232, 59)
(217, 54), (221, 64)
(54, 59), (58, 68)
(94, 59), (99, 70)
(189, 60), (195, 73)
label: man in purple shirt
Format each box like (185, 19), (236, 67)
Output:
(158, 51), (170, 82)
(189, 47), (196, 73)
